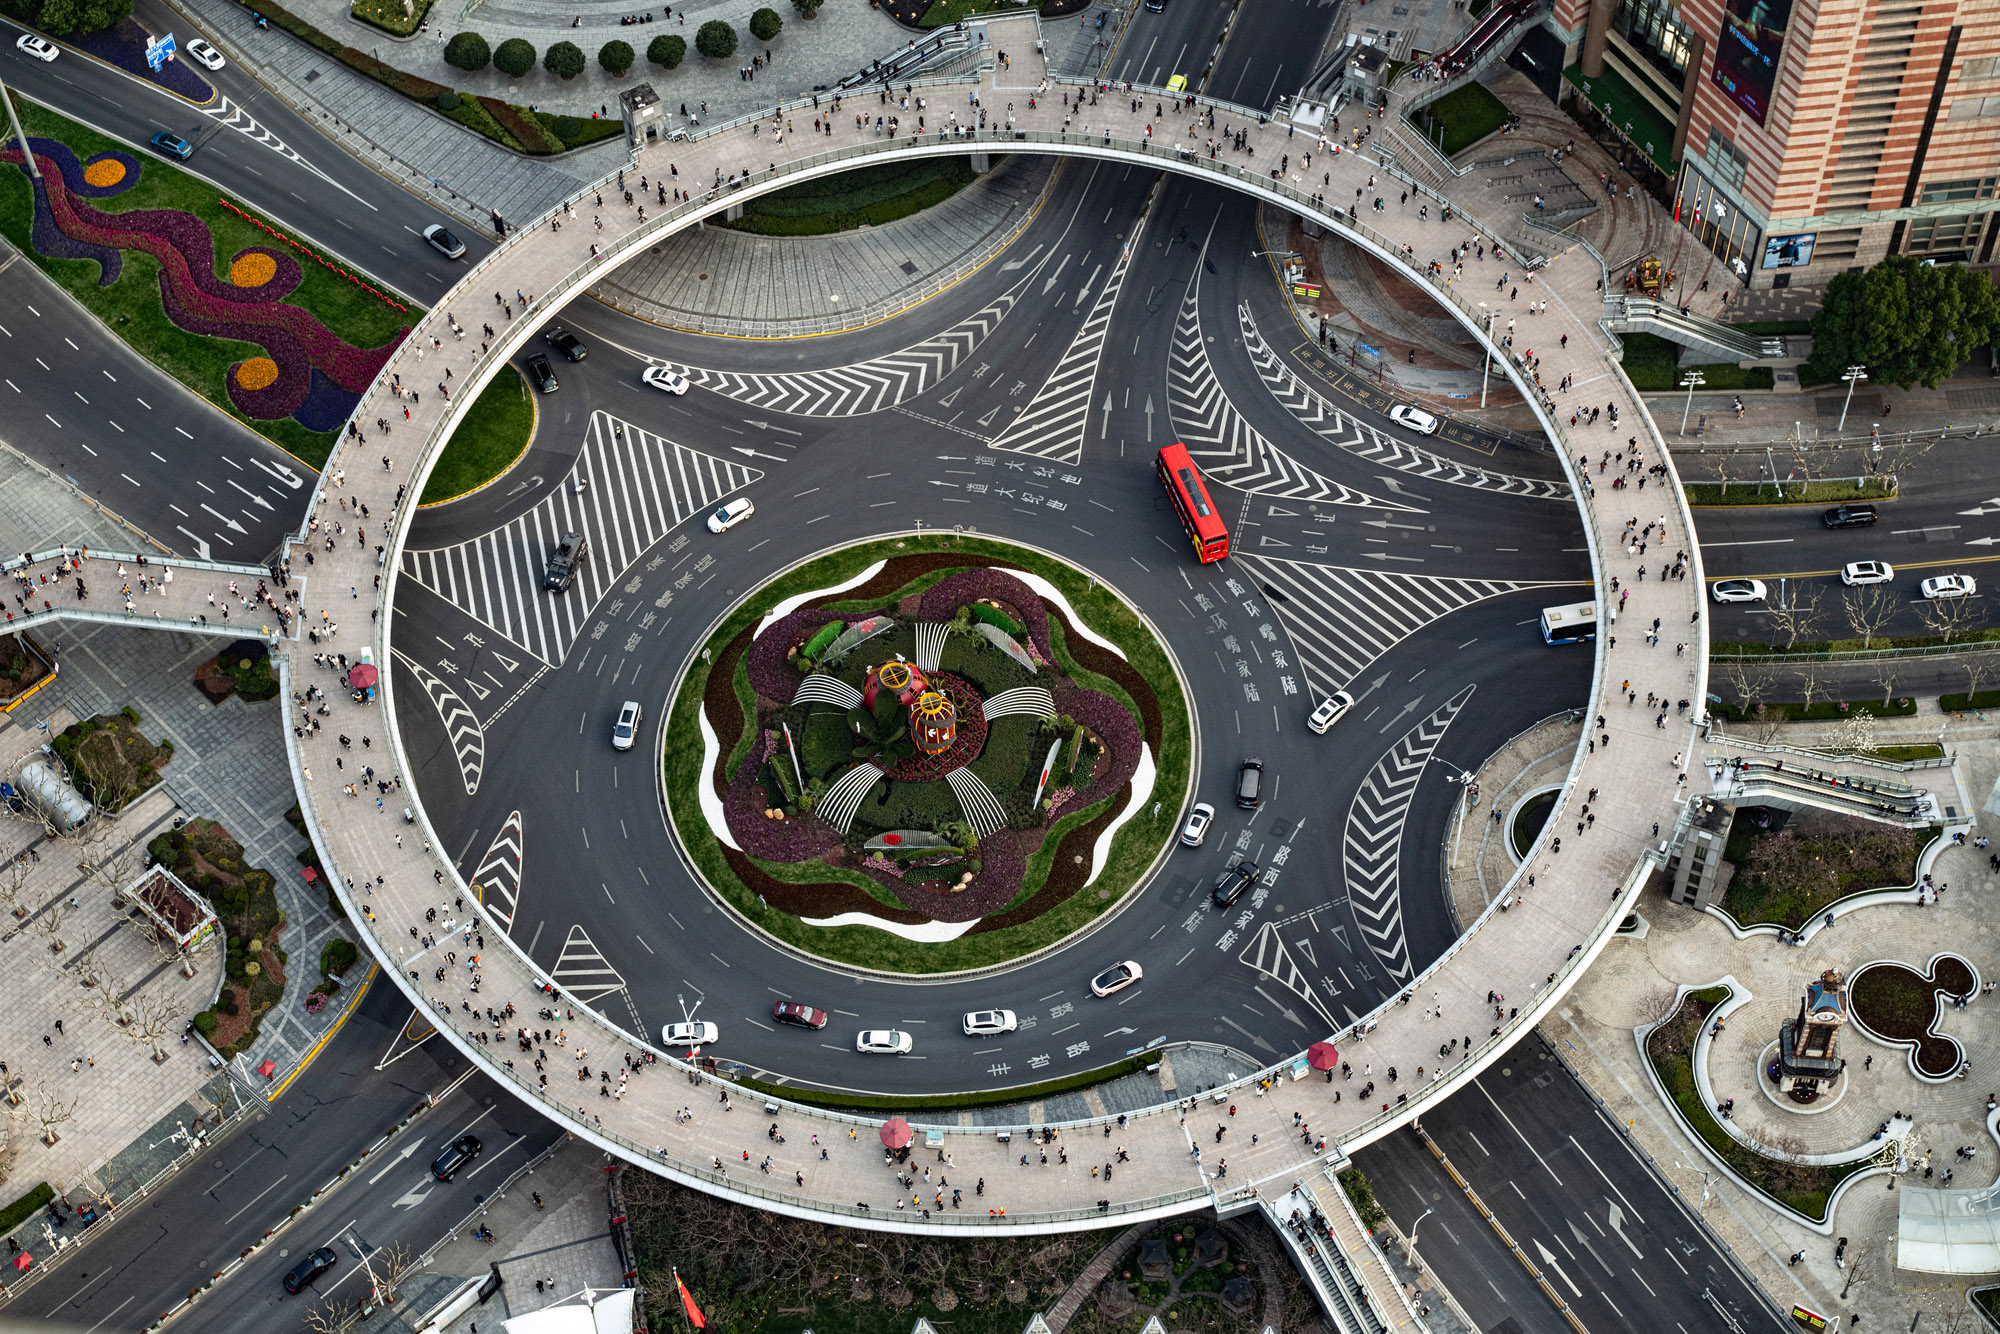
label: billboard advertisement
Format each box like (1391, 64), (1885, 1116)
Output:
(1712, 0), (1793, 124)
(1761, 233), (1816, 269)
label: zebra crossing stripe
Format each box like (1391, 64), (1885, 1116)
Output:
(987, 216), (1142, 462)
(469, 811), (525, 932)
(551, 924), (628, 1004)
(396, 651), (485, 795)
(1236, 552), (1568, 700)
(667, 273), (1027, 416)
(1342, 685), (1475, 982)
(1236, 304), (1572, 501)
(1167, 257), (1413, 510)
(401, 413), (761, 665)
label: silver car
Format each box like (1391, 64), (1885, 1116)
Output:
(856, 1029), (914, 1055)
(662, 1021), (719, 1045)
(962, 1009), (1017, 1036)
(1710, 578), (1767, 604)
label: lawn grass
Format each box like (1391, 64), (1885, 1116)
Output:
(717, 157), (979, 235)
(1686, 476), (1895, 506)
(665, 536), (1190, 975)
(1941, 690), (2000, 712)
(349, 0), (435, 36)
(0, 96), (415, 471)
(1620, 331), (1774, 392)
(1720, 817), (1932, 928)
(420, 366), (534, 505)
(1411, 82), (1511, 156)
(733, 1053), (1146, 1112)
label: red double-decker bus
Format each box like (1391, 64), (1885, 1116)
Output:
(1156, 443), (1229, 563)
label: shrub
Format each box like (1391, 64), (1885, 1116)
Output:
(36, 0), (131, 37)
(599, 38), (634, 75)
(193, 1010), (218, 1035)
(792, 0), (822, 13)
(695, 18), (736, 58)
(749, 6), (781, 40)
(647, 32), (685, 68)
(493, 37), (536, 77)
(443, 30), (489, 70)
(543, 39), (585, 78)
(320, 938), (361, 977)
(554, 114), (585, 139)
(436, 89), (461, 110)
(969, 601), (1024, 637)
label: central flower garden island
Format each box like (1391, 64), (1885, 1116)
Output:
(666, 537), (1192, 975)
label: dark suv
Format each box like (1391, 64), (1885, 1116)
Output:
(543, 326), (588, 362)
(1822, 504), (1878, 529)
(1211, 860), (1260, 908)
(526, 352), (559, 394)
(431, 1133), (483, 1181)
(544, 532), (588, 592)
(1235, 758), (1264, 809)
(283, 1247), (338, 1293)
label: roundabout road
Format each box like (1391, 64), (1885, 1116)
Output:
(386, 166), (1594, 1096)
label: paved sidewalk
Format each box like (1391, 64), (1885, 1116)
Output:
(1443, 712), (1580, 930)
(595, 153), (1054, 336)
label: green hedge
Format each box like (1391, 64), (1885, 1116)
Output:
(0, 1183), (54, 1238)
(1411, 82), (1511, 155)
(1621, 332), (1773, 392)
(320, 937), (360, 977)
(730, 1054), (1145, 1112)
(718, 158), (978, 236)
(1943, 690), (2000, 712)
(1709, 697), (1915, 722)
(1686, 476), (1895, 506)
(1338, 1169), (1388, 1232)
(969, 601), (1025, 637)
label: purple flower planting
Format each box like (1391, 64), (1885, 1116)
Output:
(73, 21), (216, 102)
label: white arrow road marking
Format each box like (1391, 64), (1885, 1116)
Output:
(249, 456), (306, 489)
(1606, 1202), (1644, 1258)
(173, 528), (212, 560)
(366, 1135), (427, 1184)
(1534, 1239), (1583, 1297)
(1958, 499), (2000, 516)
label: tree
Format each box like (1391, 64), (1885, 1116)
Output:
(792, 0), (822, 14)
(598, 39), (634, 75)
(1806, 254), (2000, 390)
(1763, 585), (1823, 653)
(696, 19), (737, 59)
(1832, 709), (1879, 757)
(1873, 660), (1903, 709)
(443, 31), (490, 71)
(1842, 584), (1899, 649)
(1963, 655), (1996, 709)
(31, 1077), (75, 1146)
(493, 37), (536, 78)
(1916, 593), (1982, 644)
(648, 33), (686, 68)
(543, 40), (585, 79)
(749, 6), (782, 40)
(34, 0), (129, 37)
(1793, 663), (1829, 717)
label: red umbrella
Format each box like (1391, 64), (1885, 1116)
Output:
(257, 1059), (277, 1078)
(13, 1253), (29, 1270)
(1307, 1042), (1340, 1071)
(879, 1117), (914, 1150)
(348, 663), (379, 689)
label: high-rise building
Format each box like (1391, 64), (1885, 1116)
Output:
(1549, 0), (2000, 287)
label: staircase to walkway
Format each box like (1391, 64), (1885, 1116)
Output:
(1702, 743), (1960, 829)
(1607, 298), (1787, 362)
(1263, 1174), (1414, 1334)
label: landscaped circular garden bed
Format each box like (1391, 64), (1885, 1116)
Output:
(664, 536), (1191, 975)
(1849, 954), (1977, 1079)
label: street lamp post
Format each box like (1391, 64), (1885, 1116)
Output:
(1679, 370), (1706, 436)
(1408, 1206), (1434, 1270)
(1479, 303), (1494, 409)
(1838, 363), (1868, 433)
(0, 69), (42, 181)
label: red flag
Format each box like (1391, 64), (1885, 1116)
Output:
(676, 1272), (707, 1329)
(1672, 195), (1681, 224)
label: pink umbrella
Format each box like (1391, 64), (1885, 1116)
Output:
(879, 1117), (914, 1150)
(348, 663), (379, 689)
(1306, 1042), (1340, 1071)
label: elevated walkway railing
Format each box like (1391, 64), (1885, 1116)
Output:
(1607, 297), (1782, 362)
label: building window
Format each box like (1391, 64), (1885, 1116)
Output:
(1917, 177), (1999, 204)
(1612, 0), (1696, 85)
(1906, 212), (1990, 256)
(1706, 129), (1749, 190)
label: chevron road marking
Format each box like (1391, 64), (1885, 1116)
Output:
(552, 924), (629, 1005)
(1237, 551), (1568, 700)
(469, 811), (525, 932)
(1342, 685), (1475, 982)
(1237, 304), (1572, 501)
(1238, 922), (1338, 1029)
(400, 412), (760, 665)
(1167, 254), (1413, 510)
(196, 95), (360, 203)
(396, 652), (485, 794)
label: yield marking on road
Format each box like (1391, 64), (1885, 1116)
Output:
(396, 652), (485, 794)
(551, 924), (629, 1005)
(1237, 922), (1335, 1028)
(400, 413), (759, 666)
(1341, 684), (1474, 982)
(1238, 304), (1571, 501)
(1167, 255), (1410, 509)
(469, 811), (525, 932)
(670, 270), (1029, 416)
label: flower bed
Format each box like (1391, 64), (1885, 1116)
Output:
(72, 20), (216, 102)
(1850, 956), (1975, 1079)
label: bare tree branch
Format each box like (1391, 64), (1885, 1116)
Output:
(1842, 584), (1900, 650)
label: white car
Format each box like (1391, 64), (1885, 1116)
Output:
(662, 1020), (718, 1046)
(1922, 574), (1977, 600)
(1090, 960), (1143, 997)
(707, 497), (754, 534)
(185, 37), (225, 70)
(1308, 690), (1354, 734)
(962, 1009), (1017, 1036)
(1388, 403), (1439, 435)
(1179, 801), (1214, 847)
(856, 1029), (914, 1055)
(642, 365), (690, 395)
(15, 34), (58, 62)
(1711, 578), (1768, 604)
(1840, 561), (1894, 587)
(611, 700), (642, 751)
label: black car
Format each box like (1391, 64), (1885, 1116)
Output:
(543, 326), (588, 362)
(1235, 758), (1264, 809)
(1822, 504), (1878, 529)
(431, 1133), (483, 1181)
(283, 1247), (338, 1293)
(526, 352), (559, 394)
(544, 532), (588, 592)
(1211, 860), (1260, 908)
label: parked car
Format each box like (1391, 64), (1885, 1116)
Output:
(526, 352), (559, 394)
(611, 700), (642, 751)
(148, 131), (193, 161)
(1235, 758), (1263, 809)
(543, 532), (587, 591)
(772, 1001), (828, 1029)
(1710, 578), (1767, 604)
(642, 365), (691, 395)
(962, 1009), (1017, 1036)
(662, 1020), (719, 1045)
(543, 326), (588, 362)
(1921, 574), (1977, 600)
(430, 1134), (482, 1181)
(1841, 561), (1894, 586)
(1308, 690), (1354, 734)
(1822, 504), (1878, 529)
(707, 498), (755, 534)
(15, 34), (58, 61)
(1179, 801), (1214, 847)
(1388, 403), (1439, 435)
(185, 37), (225, 69)
(282, 1247), (338, 1293)
(1090, 961), (1143, 997)
(857, 1030), (914, 1055)
(422, 223), (466, 259)
(1211, 860), (1260, 908)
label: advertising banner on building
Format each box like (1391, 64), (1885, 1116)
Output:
(1712, 0), (1792, 124)
(1762, 233), (1816, 268)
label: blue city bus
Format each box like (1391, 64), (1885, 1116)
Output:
(1540, 602), (1597, 645)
